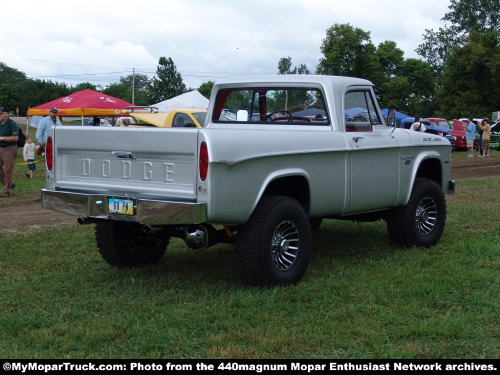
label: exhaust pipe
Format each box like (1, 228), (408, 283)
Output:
(183, 224), (234, 251)
(184, 225), (209, 251)
(77, 217), (97, 225)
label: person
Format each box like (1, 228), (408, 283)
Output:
(475, 120), (483, 156)
(479, 118), (491, 157)
(15, 107), (19, 117)
(465, 118), (476, 158)
(92, 117), (100, 126)
(0, 107), (20, 197)
(23, 135), (38, 178)
(36, 107), (62, 147)
(410, 116), (426, 132)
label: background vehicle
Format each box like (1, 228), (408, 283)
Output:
(128, 109), (207, 128)
(400, 117), (455, 149)
(451, 119), (467, 150)
(425, 117), (456, 150)
(41, 75), (454, 287)
(490, 120), (500, 150)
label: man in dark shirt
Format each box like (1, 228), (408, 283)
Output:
(0, 107), (20, 197)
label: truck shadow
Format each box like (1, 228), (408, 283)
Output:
(94, 220), (400, 290)
(310, 219), (399, 261)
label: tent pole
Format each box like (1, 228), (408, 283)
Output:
(81, 116), (84, 126)
(132, 67), (135, 105)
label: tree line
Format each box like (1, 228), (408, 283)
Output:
(1, 0), (497, 119)
(0, 57), (187, 116)
(277, 0), (499, 119)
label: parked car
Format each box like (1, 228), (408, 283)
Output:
(128, 109), (207, 128)
(451, 119), (467, 150)
(41, 75), (454, 287)
(425, 118), (456, 150)
(490, 120), (500, 150)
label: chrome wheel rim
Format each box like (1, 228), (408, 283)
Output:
(271, 221), (299, 271)
(415, 196), (438, 236)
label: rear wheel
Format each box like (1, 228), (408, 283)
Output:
(95, 221), (169, 267)
(386, 178), (446, 247)
(236, 196), (311, 286)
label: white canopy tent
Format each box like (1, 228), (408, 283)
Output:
(151, 90), (209, 113)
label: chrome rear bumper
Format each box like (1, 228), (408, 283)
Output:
(41, 189), (207, 225)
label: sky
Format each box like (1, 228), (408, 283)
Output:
(1, 0), (449, 89)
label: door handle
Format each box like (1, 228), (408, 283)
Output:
(353, 136), (364, 143)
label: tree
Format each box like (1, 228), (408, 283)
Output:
(150, 57), (186, 102)
(198, 81), (214, 99)
(443, 0), (499, 33)
(417, 0), (499, 75)
(375, 41), (404, 78)
(22, 79), (71, 108)
(0, 63), (27, 112)
(295, 64), (311, 75)
(316, 24), (381, 84)
(277, 57), (311, 74)
(435, 31), (500, 118)
(103, 73), (152, 105)
(416, 27), (462, 75)
(380, 58), (436, 116)
(73, 82), (97, 92)
(278, 57), (293, 74)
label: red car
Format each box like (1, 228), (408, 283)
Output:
(451, 119), (467, 150)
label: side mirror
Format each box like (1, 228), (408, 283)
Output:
(386, 109), (396, 127)
(236, 110), (249, 122)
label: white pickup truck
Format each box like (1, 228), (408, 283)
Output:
(42, 75), (455, 286)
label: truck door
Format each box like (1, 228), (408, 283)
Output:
(343, 89), (400, 213)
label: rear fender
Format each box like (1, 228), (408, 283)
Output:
(250, 169), (311, 218)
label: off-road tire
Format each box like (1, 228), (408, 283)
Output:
(386, 178), (446, 248)
(95, 221), (169, 267)
(236, 195), (311, 286)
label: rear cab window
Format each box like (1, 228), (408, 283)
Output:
(212, 87), (330, 126)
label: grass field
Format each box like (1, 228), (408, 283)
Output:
(0, 142), (499, 358)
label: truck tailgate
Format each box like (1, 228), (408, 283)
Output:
(53, 127), (199, 199)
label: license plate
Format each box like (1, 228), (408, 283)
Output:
(108, 198), (135, 215)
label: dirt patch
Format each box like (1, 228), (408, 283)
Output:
(1, 155), (498, 233)
(0, 200), (74, 234)
(451, 156), (500, 179)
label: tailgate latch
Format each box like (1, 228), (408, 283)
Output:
(112, 151), (136, 160)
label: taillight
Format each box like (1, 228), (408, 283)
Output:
(46, 136), (54, 171)
(199, 142), (208, 181)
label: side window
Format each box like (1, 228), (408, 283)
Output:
(344, 90), (380, 131)
(172, 113), (196, 127)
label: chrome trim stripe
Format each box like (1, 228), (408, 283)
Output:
(41, 189), (207, 225)
(213, 144), (450, 165)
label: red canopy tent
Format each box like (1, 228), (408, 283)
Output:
(27, 89), (133, 117)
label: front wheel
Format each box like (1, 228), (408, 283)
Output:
(95, 221), (169, 267)
(236, 196), (311, 286)
(386, 178), (446, 248)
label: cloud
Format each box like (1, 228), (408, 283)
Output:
(2, 0), (448, 88)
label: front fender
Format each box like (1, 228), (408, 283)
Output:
(403, 150), (443, 205)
